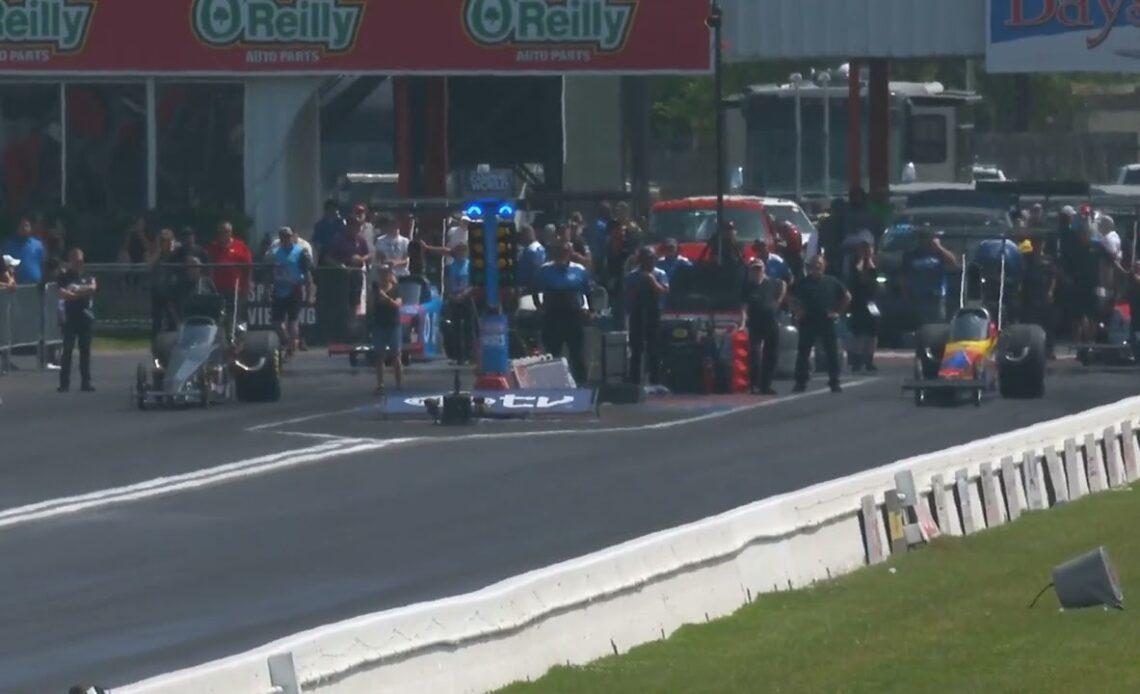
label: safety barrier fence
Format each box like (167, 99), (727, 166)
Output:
(0, 283), (61, 373)
(120, 395), (1140, 694)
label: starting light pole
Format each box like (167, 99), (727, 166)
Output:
(465, 199), (517, 385)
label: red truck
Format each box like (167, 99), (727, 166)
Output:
(647, 195), (819, 263)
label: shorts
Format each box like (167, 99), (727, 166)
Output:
(373, 323), (403, 354)
(272, 293), (301, 324)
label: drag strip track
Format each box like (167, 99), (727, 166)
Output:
(0, 353), (1136, 691)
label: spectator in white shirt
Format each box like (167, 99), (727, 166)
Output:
(374, 213), (411, 277)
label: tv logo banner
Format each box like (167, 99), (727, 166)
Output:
(987, 0), (1140, 72)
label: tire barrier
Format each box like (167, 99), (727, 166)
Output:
(119, 396), (1140, 694)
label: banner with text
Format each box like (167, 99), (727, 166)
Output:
(0, 0), (710, 74)
(987, 0), (1140, 73)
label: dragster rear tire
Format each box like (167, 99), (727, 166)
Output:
(915, 324), (950, 380)
(235, 330), (282, 403)
(999, 324), (1046, 399)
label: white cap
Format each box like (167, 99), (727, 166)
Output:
(2, 254), (20, 267)
(1061, 205), (1077, 217)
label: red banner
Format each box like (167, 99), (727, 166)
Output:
(0, 0), (711, 74)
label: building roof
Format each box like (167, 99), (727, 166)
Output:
(722, 0), (986, 60)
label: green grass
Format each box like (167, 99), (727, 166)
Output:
(92, 334), (151, 352)
(505, 488), (1140, 694)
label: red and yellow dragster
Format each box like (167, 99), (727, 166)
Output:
(902, 307), (1046, 406)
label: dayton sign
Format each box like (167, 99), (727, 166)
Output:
(987, 0), (1140, 72)
(0, 0), (709, 74)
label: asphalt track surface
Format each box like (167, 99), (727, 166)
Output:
(0, 349), (1136, 692)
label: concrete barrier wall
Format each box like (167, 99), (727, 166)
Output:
(122, 396), (1140, 694)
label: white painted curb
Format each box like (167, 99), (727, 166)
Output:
(120, 396), (1140, 694)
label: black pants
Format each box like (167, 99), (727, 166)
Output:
(628, 311), (661, 385)
(542, 310), (587, 384)
(60, 318), (92, 389)
(1022, 303), (1055, 356)
(749, 317), (779, 390)
(151, 295), (177, 338)
(444, 299), (476, 364)
(795, 318), (840, 387)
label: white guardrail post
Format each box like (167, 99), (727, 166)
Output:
(119, 399), (1140, 694)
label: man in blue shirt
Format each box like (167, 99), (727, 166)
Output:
(444, 243), (475, 364)
(270, 227), (311, 358)
(656, 238), (693, 282)
(534, 241), (592, 383)
(901, 230), (960, 325)
(626, 246), (670, 385)
(311, 199), (347, 267)
(2, 218), (44, 284)
(517, 224), (547, 291)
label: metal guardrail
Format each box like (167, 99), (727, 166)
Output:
(0, 283), (62, 373)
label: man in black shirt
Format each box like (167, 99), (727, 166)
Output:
(57, 248), (98, 392)
(625, 246), (669, 385)
(740, 259), (786, 395)
(1020, 240), (1057, 359)
(791, 255), (850, 393)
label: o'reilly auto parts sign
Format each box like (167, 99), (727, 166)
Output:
(464, 0), (636, 53)
(987, 0), (1140, 73)
(0, 0), (709, 74)
(193, 0), (365, 52)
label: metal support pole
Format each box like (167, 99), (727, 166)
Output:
(709, 3), (725, 265)
(59, 82), (67, 207)
(791, 73), (803, 203)
(146, 77), (158, 209)
(820, 72), (832, 201)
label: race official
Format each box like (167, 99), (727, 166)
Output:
(444, 243), (476, 365)
(57, 248), (97, 393)
(534, 241), (591, 384)
(625, 246), (669, 385)
(740, 258), (786, 395)
(901, 230), (959, 325)
(269, 227), (311, 358)
(792, 255), (850, 394)
(1021, 239), (1057, 359)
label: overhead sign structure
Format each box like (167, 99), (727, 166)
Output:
(987, 0), (1140, 72)
(0, 0), (711, 74)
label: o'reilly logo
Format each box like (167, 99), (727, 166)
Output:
(0, 0), (93, 53)
(193, 0), (364, 53)
(465, 0), (637, 52)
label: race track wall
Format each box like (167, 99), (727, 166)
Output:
(121, 396), (1140, 694)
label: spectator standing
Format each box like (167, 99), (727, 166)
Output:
(589, 202), (614, 275)
(374, 213), (410, 278)
(146, 228), (182, 337)
(1021, 239), (1057, 359)
(517, 224), (547, 291)
(740, 258), (785, 395)
(534, 241), (591, 384)
(57, 248), (97, 393)
(791, 255), (850, 394)
(269, 227), (311, 358)
(117, 215), (149, 266)
(206, 221), (253, 329)
(846, 235), (880, 372)
(178, 257), (219, 315)
(901, 230), (959, 325)
(444, 243), (476, 364)
(556, 224), (593, 270)
(625, 246), (669, 385)
(657, 238), (693, 282)
(172, 227), (209, 265)
(369, 263), (404, 394)
(334, 217), (372, 311)
(349, 203), (375, 256)
(753, 237), (791, 284)
(312, 199), (347, 267)
(1068, 218), (1104, 349)
(2, 218), (45, 285)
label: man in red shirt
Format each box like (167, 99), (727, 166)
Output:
(206, 221), (253, 332)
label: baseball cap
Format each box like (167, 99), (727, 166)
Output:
(2, 254), (20, 267)
(1061, 205), (1077, 217)
(354, 203), (367, 215)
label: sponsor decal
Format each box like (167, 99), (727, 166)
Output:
(464, 0), (637, 53)
(402, 393), (578, 410)
(1000, 0), (1138, 49)
(0, 0), (93, 53)
(192, 0), (364, 52)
